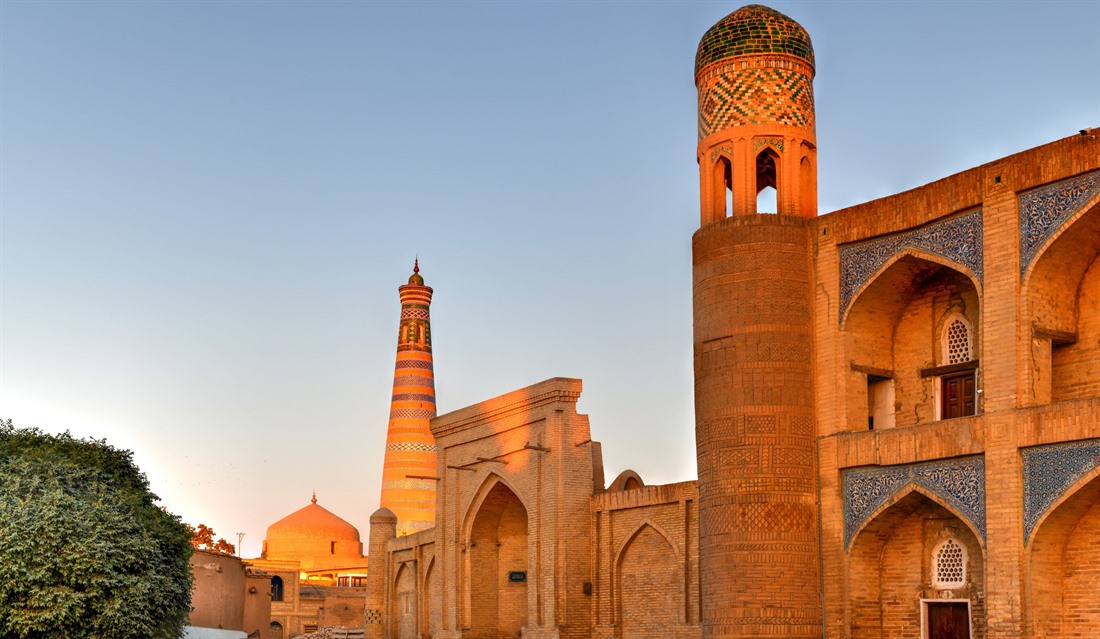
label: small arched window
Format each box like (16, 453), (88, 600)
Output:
(942, 315), (973, 364)
(713, 155), (733, 219)
(932, 538), (967, 588)
(755, 148), (779, 214)
(270, 575), (284, 602)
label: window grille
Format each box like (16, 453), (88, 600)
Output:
(934, 538), (966, 587)
(944, 317), (972, 364)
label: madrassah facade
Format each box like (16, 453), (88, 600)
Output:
(253, 5), (1100, 639)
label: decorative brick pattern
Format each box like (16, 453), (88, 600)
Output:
(392, 375), (435, 390)
(380, 262), (439, 536)
(1018, 169), (1100, 277)
(381, 478), (439, 493)
(394, 359), (433, 371)
(843, 456), (986, 548)
(1022, 438), (1100, 542)
(838, 209), (983, 321)
(388, 408), (434, 421)
(736, 502), (814, 532)
(390, 393), (436, 403)
(385, 442), (438, 454)
(773, 447), (812, 467)
(699, 66), (814, 139)
(788, 415), (812, 437)
(753, 137), (785, 153)
(400, 307), (430, 320)
(746, 415), (778, 434)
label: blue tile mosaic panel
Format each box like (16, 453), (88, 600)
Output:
(838, 210), (983, 323)
(1022, 438), (1100, 543)
(1018, 170), (1100, 277)
(843, 455), (985, 549)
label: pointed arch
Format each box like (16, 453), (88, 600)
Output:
(755, 147), (780, 214)
(848, 489), (985, 639)
(1027, 469), (1100, 637)
(841, 247), (983, 330)
(613, 519), (682, 569)
(392, 562), (418, 639)
(614, 521), (683, 634)
(1022, 194), (1100, 403)
(1020, 182), (1100, 283)
(799, 152), (815, 217)
(712, 154), (733, 219)
(461, 472), (529, 538)
(422, 555), (441, 639)
(1028, 463), (1100, 548)
(842, 249), (982, 429)
(847, 483), (986, 552)
(462, 473), (529, 639)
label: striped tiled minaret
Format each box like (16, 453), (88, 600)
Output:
(379, 260), (438, 536)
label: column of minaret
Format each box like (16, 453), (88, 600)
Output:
(378, 260), (438, 536)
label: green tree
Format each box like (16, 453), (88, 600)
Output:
(0, 420), (193, 639)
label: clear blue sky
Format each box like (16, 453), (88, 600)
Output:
(2, 1), (1097, 558)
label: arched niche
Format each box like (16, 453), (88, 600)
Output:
(392, 562), (418, 639)
(614, 522), (681, 636)
(848, 490), (985, 639)
(1023, 195), (1100, 404)
(423, 556), (441, 638)
(842, 251), (981, 431)
(464, 476), (529, 639)
(1027, 472), (1100, 638)
(755, 147), (779, 214)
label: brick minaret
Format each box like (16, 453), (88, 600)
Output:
(693, 5), (821, 639)
(378, 260), (438, 536)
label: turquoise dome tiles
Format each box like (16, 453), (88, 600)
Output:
(695, 5), (815, 76)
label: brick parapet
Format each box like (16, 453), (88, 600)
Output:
(431, 377), (583, 440)
(818, 132), (1100, 245)
(592, 481), (697, 512)
(828, 397), (1100, 472)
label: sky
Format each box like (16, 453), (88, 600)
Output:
(1, 1), (1097, 559)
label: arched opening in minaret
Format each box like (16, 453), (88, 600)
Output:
(756, 148), (779, 214)
(800, 152), (815, 217)
(467, 480), (528, 638)
(712, 155), (733, 219)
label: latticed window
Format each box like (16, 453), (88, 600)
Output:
(934, 538), (966, 587)
(944, 317), (972, 364)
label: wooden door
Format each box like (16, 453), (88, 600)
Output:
(927, 602), (970, 639)
(941, 372), (975, 418)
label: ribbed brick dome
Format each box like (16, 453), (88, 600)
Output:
(695, 4), (814, 75)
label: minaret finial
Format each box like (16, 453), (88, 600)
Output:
(311, 491), (317, 504)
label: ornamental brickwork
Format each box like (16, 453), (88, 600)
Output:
(379, 260), (439, 537)
(360, 5), (1100, 639)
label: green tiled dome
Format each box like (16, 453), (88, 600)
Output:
(695, 5), (814, 75)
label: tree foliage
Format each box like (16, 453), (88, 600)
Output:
(0, 419), (193, 639)
(186, 523), (236, 555)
